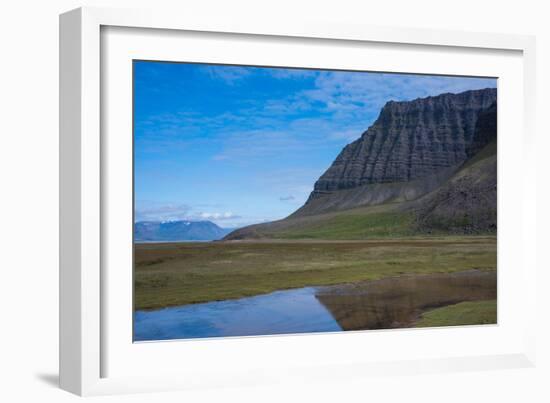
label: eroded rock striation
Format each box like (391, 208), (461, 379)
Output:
(297, 88), (497, 216)
(413, 102), (497, 234)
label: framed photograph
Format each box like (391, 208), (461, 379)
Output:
(60, 7), (537, 396)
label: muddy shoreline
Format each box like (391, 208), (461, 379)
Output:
(315, 269), (496, 330)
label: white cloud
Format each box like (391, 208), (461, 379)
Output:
(299, 71), (496, 120)
(266, 68), (318, 80)
(137, 69), (495, 160)
(198, 212), (241, 220)
(134, 203), (192, 222)
(200, 65), (252, 85)
(135, 201), (245, 227)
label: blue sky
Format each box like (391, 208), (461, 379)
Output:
(134, 61), (496, 228)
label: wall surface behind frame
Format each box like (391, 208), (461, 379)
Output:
(0, 0), (548, 402)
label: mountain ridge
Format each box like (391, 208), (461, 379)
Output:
(319, 88), (495, 185)
(302, 88), (496, 214)
(135, 220), (234, 242)
(224, 88), (497, 240)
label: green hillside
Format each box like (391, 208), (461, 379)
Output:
(225, 139), (497, 241)
(270, 207), (414, 240)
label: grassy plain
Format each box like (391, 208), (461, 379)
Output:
(415, 299), (497, 327)
(134, 237), (496, 310)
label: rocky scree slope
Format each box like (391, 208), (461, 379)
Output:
(412, 102), (497, 234)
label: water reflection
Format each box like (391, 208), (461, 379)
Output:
(134, 270), (496, 341)
(134, 286), (341, 341)
(315, 270), (496, 330)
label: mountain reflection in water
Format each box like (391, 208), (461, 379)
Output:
(134, 270), (496, 341)
(315, 269), (496, 330)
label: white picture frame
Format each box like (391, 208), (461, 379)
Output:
(59, 6), (537, 396)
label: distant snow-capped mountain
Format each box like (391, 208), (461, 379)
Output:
(134, 220), (234, 242)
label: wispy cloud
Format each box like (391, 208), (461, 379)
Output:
(135, 202), (192, 222)
(266, 68), (318, 80)
(200, 65), (252, 85)
(135, 201), (245, 227)
(198, 212), (241, 220)
(297, 71), (496, 124)
(137, 69), (494, 160)
(135, 62), (497, 227)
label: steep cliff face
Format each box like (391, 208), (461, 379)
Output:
(466, 101), (497, 157)
(299, 88), (496, 215)
(224, 88), (497, 240)
(413, 102), (497, 234)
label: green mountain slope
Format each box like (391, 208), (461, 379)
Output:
(225, 141), (496, 240)
(224, 92), (497, 241)
(412, 140), (496, 234)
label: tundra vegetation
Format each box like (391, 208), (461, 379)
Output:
(135, 88), (498, 330)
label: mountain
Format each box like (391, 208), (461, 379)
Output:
(295, 88), (496, 217)
(224, 88), (497, 240)
(135, 220), (233, 242)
